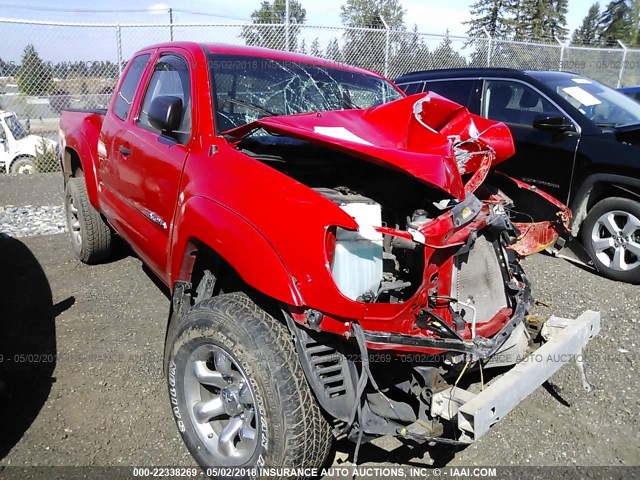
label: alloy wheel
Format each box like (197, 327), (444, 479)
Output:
(183, 344), (259, 464)
(591, 210), (640, 272)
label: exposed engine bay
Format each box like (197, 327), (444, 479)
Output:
(226, 93), (597, 447)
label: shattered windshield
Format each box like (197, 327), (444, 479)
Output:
(208, 54), (402, 132)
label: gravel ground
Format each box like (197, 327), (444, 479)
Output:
(0, 173), (67, 238)
(0, 206), (67, 237)
(0, 174), (638, 476)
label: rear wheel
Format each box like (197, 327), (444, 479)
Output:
(64, 178), (113, 264)
(581, 197), (640, 284)
(167, 293), (332, 477)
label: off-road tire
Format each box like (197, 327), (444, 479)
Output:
(167, 293), (333, 477)
(64, 178), (113, 264)
(10, 156), (36, 175)
(581, 196), (640, 284)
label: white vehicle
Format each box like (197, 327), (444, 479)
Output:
(0, 111), (58, 174)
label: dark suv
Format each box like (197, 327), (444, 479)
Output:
(395, 68), (640, 283)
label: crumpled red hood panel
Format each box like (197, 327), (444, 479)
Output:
(226, 93), (515, 200)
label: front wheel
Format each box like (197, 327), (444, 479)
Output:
(581, 197), (640, 284)
(10, 156), (36, 174)
(167, 293), (332, 476)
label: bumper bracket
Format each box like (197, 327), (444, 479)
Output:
(452, 310), (600, 442)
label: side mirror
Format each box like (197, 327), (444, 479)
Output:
(532, 114), (573, 132)
(148, 96), (183, 134)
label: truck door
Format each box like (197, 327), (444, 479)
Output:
(100, 51), (193, 280)
(480, 79), (580, 204)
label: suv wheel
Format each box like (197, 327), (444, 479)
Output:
(64, 178), (113, 264)
(581, 197), (640, 284)
(167, 293), (332, 475)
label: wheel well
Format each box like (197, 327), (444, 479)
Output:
(163, 239), (289, 372)
(571, 180), (640, 236)
(587, 183), (640, 210)
(63, 147), (83, 178)
(187, 240), (284, 320)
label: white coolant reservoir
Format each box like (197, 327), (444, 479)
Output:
(330, 198), (384, 301)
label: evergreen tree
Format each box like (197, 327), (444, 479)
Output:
(548, 0), (570, 39)
(464, 0), (510, 67)
(393, 25), (431, 75)
(431, 31), (467, 68)
(599, 0), (634, 45)
(519, 0), (553, 41)
(572, 3), (602, 45)
(309, 37), (321, 57)
(504, 0), (568, 41)
(17, 44), (52, 96)
(339, 0), (406, 73)
(299, 38), (307, 54)
(504, 0), (526, 39)
(339, 0), (404, 28)
(631, 0), (640, 45)
(326, 39), (343, 62)
(465, 0), (510, 38)
(240, 0), (306, 51)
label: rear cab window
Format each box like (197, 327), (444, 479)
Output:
(113, 54), (151, 121)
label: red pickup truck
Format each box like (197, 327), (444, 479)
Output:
(59, 42), (599, 474)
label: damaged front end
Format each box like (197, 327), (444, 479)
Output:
(225, 92), (597, 446)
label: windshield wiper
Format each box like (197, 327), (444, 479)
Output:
(225, 98), (274, 117)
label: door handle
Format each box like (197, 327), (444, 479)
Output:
(119, 145), (132, 156)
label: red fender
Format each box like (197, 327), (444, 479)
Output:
(170, 196), (303, 306)
(59, 112), (103, 208)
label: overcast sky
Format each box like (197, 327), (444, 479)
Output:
(0, 0), (590, 63)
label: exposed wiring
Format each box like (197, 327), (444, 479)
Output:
(453, 299), (477, 338)
(448, 357), (471, 438)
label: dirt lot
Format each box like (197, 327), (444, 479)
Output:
(0, 175), (638, 475)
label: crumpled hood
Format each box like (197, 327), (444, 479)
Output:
(226, 92), (515, 200)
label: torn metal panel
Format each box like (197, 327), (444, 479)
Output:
(494, 173), (573, 256)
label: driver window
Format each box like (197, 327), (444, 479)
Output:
(484, 80), (562, 126)
(137, 54), (192, 145)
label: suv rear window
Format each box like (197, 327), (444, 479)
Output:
(399, 82), (424, 95)
(114, 54), (151, 121)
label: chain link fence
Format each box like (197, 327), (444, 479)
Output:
(1, 18), (639, 173)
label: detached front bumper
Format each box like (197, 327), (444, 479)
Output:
(432, 310), (600, 442)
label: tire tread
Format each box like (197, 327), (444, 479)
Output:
(185, 293), (333, 474)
